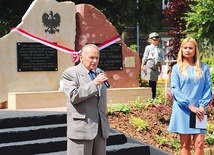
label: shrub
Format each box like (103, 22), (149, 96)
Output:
(128, 96), (147, 109)
(205, 133), (214, 145)
(156, 135), (168, 146)
(170, 138), (180, 150)
(107, 103), (131, 114)
(130, 115), (148, 131)
(206, 123), (214, 145)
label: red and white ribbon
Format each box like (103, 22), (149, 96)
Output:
(11, 27), (121, 62)
(98, 36), (121, 50)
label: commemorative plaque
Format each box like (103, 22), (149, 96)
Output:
(17, 42), (58, 71)
(98, 43), (122, 70)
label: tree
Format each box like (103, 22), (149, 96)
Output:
(0, 0), (33, 37)
(101, 0), (164, 35)
(184, 0), (214, 45)
(0, 0), (164, 37)
(164, 0), (190, 60)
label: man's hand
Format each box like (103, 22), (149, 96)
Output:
(93, 73), (108, 86)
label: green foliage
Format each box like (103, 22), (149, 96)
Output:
(205, 133), (214, 145)
(145, 98), (163, 106)
(107, 94), (214, 152)
(209, 72), (214, 87)
(102, 0), (163, 34)
(207, 123), (214, 134)
(205, 123), (214, 145)
(202, 56), (214, 66)
(107, 103), (131, 114)
(0, 20), (10, 37)
(184, 0), (214, 45)
(156, 135), (168, 146)
(128, 96), (146, 109)
(170, 138), (181, 150)
(130, 115), (148, 131)
(0, 0), (164, 38)
(199, 43), (214, 62)
(145, 85), (168, 106)
(143, 85), (172, 120)
(0, 1), (24, 37)
(201, 56), (214, 86)
(129, 44), (137, 51)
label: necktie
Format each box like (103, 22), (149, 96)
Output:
(89, 70), (95, 80)
(151, 46), (159, 64)
(89, 70), (101, 96)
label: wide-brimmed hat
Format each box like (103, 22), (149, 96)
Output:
(149, 32), (159, 39)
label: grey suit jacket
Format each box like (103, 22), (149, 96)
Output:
(62, 63), (109, 140)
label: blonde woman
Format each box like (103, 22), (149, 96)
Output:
(168, 37), (212, 155)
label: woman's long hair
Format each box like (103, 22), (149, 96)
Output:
(177, 37), (202, 80)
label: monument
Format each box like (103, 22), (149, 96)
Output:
(0, 0), (151, 109)
(0, 0), (76, 109)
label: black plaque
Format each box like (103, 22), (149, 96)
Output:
(98, 43), (122, 70)
(17, 42), (58, 71)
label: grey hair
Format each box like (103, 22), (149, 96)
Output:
(80, 44), (99, 54)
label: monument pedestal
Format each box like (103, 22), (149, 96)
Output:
(8, 91), (66, 110)
(6, 87), (151, 110)
(107, 87), (151, 104)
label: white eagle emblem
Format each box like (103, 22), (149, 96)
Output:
(42, 11), (61, 34)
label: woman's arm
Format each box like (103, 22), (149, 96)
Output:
(170, 65), (191, 108)
(199, 64), (213, 107)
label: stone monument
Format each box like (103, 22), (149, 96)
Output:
(75, 4), (141, 88)
(0, 0), (76, 109)
(0, 0), (150, 109)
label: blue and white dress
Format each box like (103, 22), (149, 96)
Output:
(168, 63), (212, 134)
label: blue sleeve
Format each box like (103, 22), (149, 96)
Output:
(170, 65), (191, 108)
(199, 64), (213, 107)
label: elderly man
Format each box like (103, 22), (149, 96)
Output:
(62, 44), (110, 155)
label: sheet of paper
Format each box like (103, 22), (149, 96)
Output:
(195, 115), (207, 129)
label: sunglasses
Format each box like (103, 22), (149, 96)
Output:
(152, 38), (159, 41)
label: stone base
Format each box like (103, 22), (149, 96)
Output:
(6, 87), (152, 110)
(107, 87), (151, 104)
(8, 91), (66, 110)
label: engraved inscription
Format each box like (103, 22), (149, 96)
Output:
(17, 42), (58, 71)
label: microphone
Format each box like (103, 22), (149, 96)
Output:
(95, 68), (110, 88)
